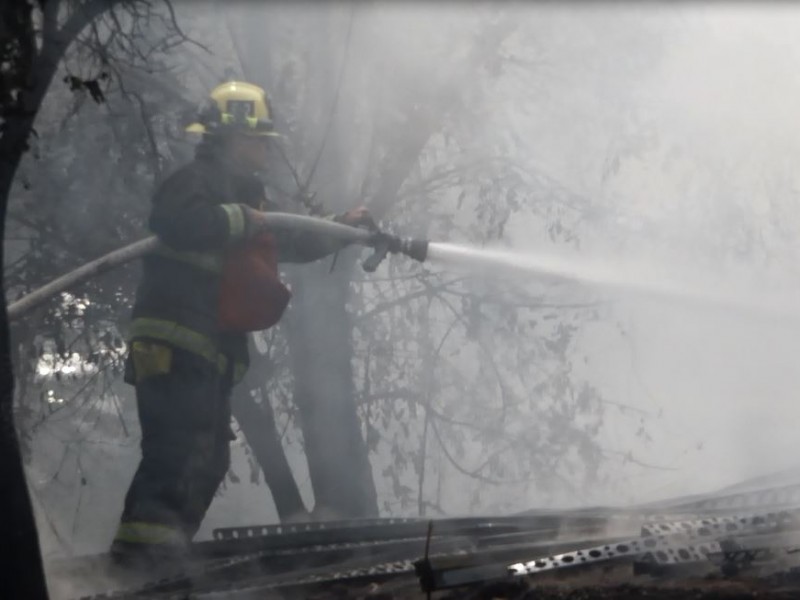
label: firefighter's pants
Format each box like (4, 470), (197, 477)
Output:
(114, 344), (234, 549)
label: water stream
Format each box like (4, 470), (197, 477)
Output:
(426, 242), (800, 322)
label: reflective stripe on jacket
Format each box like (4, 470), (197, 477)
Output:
(127, 140), (345, 381)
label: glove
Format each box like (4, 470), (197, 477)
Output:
(335, 206), (378, 231)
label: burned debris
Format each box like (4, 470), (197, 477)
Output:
(45, 476), (800, 599)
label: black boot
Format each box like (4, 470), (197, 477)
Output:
(110, 539), (189, 574)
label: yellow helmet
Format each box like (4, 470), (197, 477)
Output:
(186, 80), (280, 137)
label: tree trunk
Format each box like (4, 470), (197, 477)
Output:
(0, 114), (50, 599)
(236, 5), (380, 518)
(284, 255), (379, 519)
(0, 10), (68, 600)
(231, 336), (309, 522)
(0, 301), (49, 599)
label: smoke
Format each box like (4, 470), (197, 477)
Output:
(531, 4), (800, 503)
(407, 3), (800, 505)
(24, 7), (800, 584)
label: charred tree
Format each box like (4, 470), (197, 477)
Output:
(1, 3), (116, 597)
(1, 0), (203, 586)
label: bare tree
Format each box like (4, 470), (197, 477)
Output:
(1, 0), (205, 582)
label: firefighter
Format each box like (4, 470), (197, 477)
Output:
(111, 80), (374, 563)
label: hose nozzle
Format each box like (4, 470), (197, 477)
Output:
(390, 237), (428, 263)
(362, 232), (429, 272)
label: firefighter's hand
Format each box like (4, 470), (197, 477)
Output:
(336, 206), (377, 231)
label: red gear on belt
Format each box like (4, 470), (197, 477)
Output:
(217, 231), (291, 332)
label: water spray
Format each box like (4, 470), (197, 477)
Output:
(423, 242), (800, 323)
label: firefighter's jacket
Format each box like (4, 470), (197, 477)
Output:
(126, 142), (343, 382)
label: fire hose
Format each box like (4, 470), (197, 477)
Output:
(7, 212), (429, 321)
